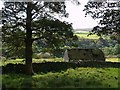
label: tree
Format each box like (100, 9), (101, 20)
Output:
(2, 1), (79, 75)
(84, 0), (120, 43)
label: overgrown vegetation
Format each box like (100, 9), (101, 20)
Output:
(75, 33), (120, 57)
(1, 0), (120, 89)
(2, 67), (119, 88)
(2, 32), (119, 88)
(1, 31), (119, 88)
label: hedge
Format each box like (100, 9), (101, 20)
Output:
(1, 61), (120, 74)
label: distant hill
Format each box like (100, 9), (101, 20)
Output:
(73, 28), (93, 33)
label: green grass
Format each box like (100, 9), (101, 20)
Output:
(1, 57), (119, 66)
(1, 58), (119, 88)
(75, 33), (100, 40)
(106, 57), (119, 62)
(2, 67), (119, 88)
(1, 58), (64, 66)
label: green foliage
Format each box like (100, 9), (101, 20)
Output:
(74, 33), (119, 57)
(102, 44), (120, 56)
(76, 38), (97, 49)
(2, 68), (119, 88)
(2, 18), (76, 58)
(2, 2), (78, 60)
(84, 1), (120, 43)
(32, 18), (76, 48)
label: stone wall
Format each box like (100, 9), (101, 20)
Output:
(63, 48), (105, 62)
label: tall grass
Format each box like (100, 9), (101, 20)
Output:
(2, 67), (119, 88)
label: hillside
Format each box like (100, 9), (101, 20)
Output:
(73, 28), (93, 33)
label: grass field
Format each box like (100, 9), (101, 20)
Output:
(1, 57), (119, 88)
(1, 67), (119, 88)
(1, 58), (64, 66)
(75, 33), (100, 40)
(1, 57), (119, 66)
(106, 57), (119, 62)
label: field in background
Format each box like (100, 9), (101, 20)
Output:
(106, 57), (119, 62)
(75, 33), (100, 39)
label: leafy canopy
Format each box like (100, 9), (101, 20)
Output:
(84, 0), (120, 37)
(2, 1), (78, 58)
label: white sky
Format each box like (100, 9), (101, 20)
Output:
(0, 0), (98, 29)
(63, 0), (98, 29)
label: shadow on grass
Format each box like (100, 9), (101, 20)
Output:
(2, 73), (33, 89)
(1, 61), (120, 74)
(2, 61), (119, 88)
(2, 70), (118, 88)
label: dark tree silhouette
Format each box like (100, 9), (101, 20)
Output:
(84, 0), (120, 43)
(2, 1), (79, 75)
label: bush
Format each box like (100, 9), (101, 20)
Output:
(41, 52), (51, 58)
(114, 44), (120, 54)
(102, 44), (120, 56)
(77, 38), (96, 49)
(33, 52), (51, 59)
(0, 56), (6, 62)
(32, 53), (39, 59)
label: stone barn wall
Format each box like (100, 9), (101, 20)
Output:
(63, 48), (105, 62)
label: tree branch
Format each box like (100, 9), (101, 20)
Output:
(32, 5), (45, 20)
(4, 22), (26, 29)
(32, 36), (44, 42)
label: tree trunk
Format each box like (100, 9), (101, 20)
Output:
(25, 2), (34, 75)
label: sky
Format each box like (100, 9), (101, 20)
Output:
(0, 0), (98, 29)
(63, 0), (98, 29)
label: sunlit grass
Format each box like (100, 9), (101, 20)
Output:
(106, 57), (119, 62)
(33, 58), (64, 63)
(1, 57), (119, 66)
(75, 33), (100, 40)
(1, 58), (64, 66)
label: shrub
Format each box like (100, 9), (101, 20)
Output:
(102, 44), (120, 56)
(32, 53), (40, 59)
(42, 52), (51, 58)
(33, 52), (51, 59)
(0, 56), (6, 62)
